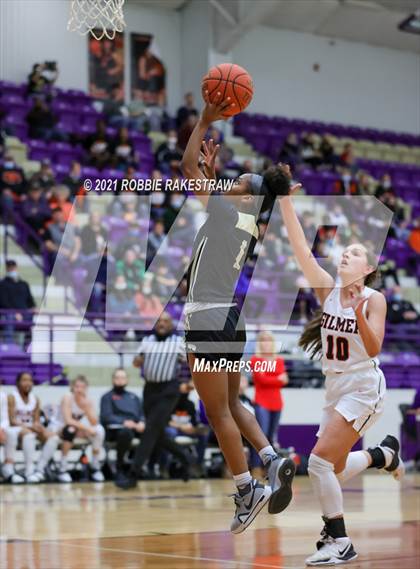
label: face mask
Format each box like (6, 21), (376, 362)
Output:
(168, 138), (177, 149)
(4, 161), (14, 169)
(152, 192), (165, 206)
(7, 271), (18, 280)
(114, 281), (127, 291)
(383, 180), (391, 188)
(342, 174), (351, 183)
(113, 385), (126, 395)
(154, 330), (171, 341)
(171, 195), (185, 208)
(393, 293), (402, 301)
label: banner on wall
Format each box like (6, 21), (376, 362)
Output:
(130, 33), (166, 106)
(88, 32), (124, 101)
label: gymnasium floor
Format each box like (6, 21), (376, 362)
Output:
(2, 473), (419, 569)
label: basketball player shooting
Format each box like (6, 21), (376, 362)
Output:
(180, 91), (298, 534)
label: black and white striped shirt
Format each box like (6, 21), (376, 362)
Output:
(137, 334), (185, 383)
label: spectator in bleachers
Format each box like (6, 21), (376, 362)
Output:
(357, 172), (375, 195)
(340, 142), (357, 172)
(0, 390), (9, 478)
(35, 159), (56, 192)
(0, 260), (36, 346)
(0, 155), (27, 213)
(100, 368), (145, 483)
(62, 161), (84, 201)
(27, 63), (47, 96)
(85, 119), (111, 170)
(278, 133), (300, 167)
(151, 261), (178, 299)
(333, 168), (359, 195)
(107, 275), (138, 322)
(3, 372), (60, 483)
(150, 184), (168, 220)
(26, 98), (63, 141)
(162, 191), (185, 231)
(252, 221), (280, 270)
(387, 286), (419, 325)
(44, 207), (81, 269)
(111, 127), (136, 170)
(375, 173), (393, 199)
(176, 92), (198, 129)
(48, 185), (75, 224)
(116, 248), (144, 292)
(319, 135), (336, 168)
(177, 113), (199, 151)
(147, 219), (167, 263)
(301, 133), (322, 169)
(50, 375), (105, 483)
(21, 181), (52, 238)
(103, 83), (127, 126)
(80, 212), (108, 262)
(86, 247), (114, 313)
(155, 130), (183, 173)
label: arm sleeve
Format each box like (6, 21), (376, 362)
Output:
(206, 194), (239, 224)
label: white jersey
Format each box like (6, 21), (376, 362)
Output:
(321, 286), (379, 375)
(0, 391), (9, 429)
(12, 389), (37, 426)
(52, 394), (86, 429)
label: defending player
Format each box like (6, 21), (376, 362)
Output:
(279, 171), (404, 565)
(180, 92), (297, 534)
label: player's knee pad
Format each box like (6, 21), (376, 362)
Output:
(308, 453), (334, 480)
(62, 425), (77, 442)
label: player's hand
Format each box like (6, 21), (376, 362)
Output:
(200, 138), (220, 179)
(277, 163), (302, 195)
(200, 91), (235, 124)
(135, 421), (145, 433)
(348, 284), (368, 313)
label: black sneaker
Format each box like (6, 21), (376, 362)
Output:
(380, 435), (405, 481)
(114, 471), (137, 490)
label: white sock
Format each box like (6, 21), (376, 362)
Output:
(60, 457), (68, 472)
(90, 424), (105, 453)
(258, 445), (278, 465)
(22, 433), (37, 477)
(91, 455), (100, 470)
(233, 471), (252, 490)
(5, 428), (19, 462)
(2, 463), (14, 479)
(37, 435), (60, 472)
(336, 451), (370, 484)
(308, 454), (343, 519)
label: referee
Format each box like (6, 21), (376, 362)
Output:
(115, 312), (190, 489)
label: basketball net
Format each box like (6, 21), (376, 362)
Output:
(67, 0), (126, 41)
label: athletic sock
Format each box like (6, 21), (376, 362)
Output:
(91, 455), (100, 470)
(233, 471), (253, 492)
(308, 454), (343, 519)
(367, 446), (393, 469)
(324, 516), (347, 539)
(336, 451), (370, 484)
(37, 435), (60, 472)
(22, 433), (37, 477)
(258, 445), (278, 465)
(60, 457), (68, 472)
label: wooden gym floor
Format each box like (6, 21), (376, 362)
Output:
(1, 473), (419, 569)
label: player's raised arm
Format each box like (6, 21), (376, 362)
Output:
(180, 91), (233, 207)
(278, 167), (334, 304)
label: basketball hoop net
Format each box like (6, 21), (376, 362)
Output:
(68, 0), (126, 41)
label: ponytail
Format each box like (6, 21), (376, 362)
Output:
(298, 308), (323, 359)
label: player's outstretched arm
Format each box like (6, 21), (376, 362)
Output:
(180, 91), (233, 207)
(279, 189), (335, 305)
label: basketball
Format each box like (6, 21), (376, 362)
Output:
(202, 63), (254, 117)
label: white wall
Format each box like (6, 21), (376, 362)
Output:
(0, 0), (182, 112)
(1, 385), (414, 450)
(232, 27), (420, 134)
